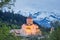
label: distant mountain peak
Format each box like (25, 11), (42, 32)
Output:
(17, 11), (60, 27)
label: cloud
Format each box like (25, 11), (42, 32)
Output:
(13, 0), (60, 13)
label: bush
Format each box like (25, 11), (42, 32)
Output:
(48, 26), (60, 40)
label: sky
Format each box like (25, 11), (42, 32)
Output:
(13, 0), (60, 13)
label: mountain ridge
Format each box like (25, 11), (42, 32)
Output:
(18, 11), (60, 27)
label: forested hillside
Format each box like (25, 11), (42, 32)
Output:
(0, 10), (60, 40)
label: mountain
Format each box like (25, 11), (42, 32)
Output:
(1, 10), (60, 28)
(0, 10), (42, 28)
(18, 11), (60, 28)
(0, 10), (26, 26)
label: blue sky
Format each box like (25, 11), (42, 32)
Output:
(13, 0), (60, 13)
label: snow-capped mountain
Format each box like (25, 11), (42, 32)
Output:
(17, 11), (60, 28)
